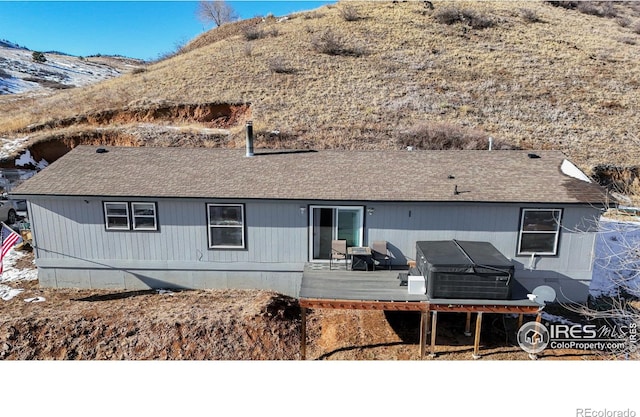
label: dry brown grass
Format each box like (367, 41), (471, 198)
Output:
(1, 1), (640, 174)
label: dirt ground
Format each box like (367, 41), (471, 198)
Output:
(0, 251), (607, 361)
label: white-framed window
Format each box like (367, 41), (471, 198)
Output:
(132, 202), (158, 231)
(207, 203), (245, 249)
(104, 202), (130, 230)
(518, 208), (562, 255)
(103, 201), (158, 231)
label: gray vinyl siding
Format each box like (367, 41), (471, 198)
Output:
(27, 197), (602, 300)
(29, 198), (308, 264)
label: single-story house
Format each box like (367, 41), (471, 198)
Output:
(11, 142), (610, 302)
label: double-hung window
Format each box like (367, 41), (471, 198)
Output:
(104, 201), (158, 231)
(132, 202), (158, 230)
(518, 209), (562, 255)
(207, 203), (245, 249)
(104, 202), (130, 230)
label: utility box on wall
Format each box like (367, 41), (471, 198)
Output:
(416, 240), (514, 300)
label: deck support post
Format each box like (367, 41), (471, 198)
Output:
(528, 312), (543, 360)
(301, 307), (307, 360)
(429, 311), (438, 358)
(419, 311), (428, 359)
(472, 312), (483, 359)
(464, 312), (472, 336)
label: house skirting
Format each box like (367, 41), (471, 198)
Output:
(36, 261), (304, 298)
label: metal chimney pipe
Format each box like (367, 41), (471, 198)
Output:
(488, 137), (493, 151)
(245, 121), (254, 157)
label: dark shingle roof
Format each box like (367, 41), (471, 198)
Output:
(12, 146), (608, 204)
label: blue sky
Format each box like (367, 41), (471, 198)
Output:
(0, 1), (334, 60)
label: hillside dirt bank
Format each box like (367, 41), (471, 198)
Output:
(1, 275), (603, 360)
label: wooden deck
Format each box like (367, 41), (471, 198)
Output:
(299, 263), (426, 302)
(298, 263), (543, 360)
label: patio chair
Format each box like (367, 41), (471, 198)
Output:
(371, 240), (391, 270)
(330, 239), (348, 270)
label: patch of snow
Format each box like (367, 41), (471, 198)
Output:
(541, 311), (580, 326)
(0, 44), (123, 95)
(590, 217), (640, 298)
(15, 149), (48, 169)
(0, 136), (30, 159)
(1, 249), (37, 283)
(0, 284), (23, 301)
(561, 159), (592, 183)
(0, 248), (37, 303)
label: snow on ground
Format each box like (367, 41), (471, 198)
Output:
(541, 311), (580, 326)
(0, 44), (122, 95)
(590, 217), (640, 298)
(0, 248), (37, 301)
(1, 249), (37, 282)
(14, 148), (49, 169)
(0, 136), (30, 159)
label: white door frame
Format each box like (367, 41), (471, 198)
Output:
(308, 205), (364, 262)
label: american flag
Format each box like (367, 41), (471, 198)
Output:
(0, 222), (22, 275)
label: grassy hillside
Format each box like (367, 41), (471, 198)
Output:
(1, 1), (639, 186)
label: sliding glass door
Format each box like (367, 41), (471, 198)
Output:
(310, 206), (364, 261)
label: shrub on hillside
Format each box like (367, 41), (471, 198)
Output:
(433, 7), (461, 25)
(396, 122), (511, 151)
(433, 7), (494, 29)
(311, 29), (365, 57)
(547, 1), (618, 18)
(340, 4), (361, 22)
(545, 1), (578, 10)
(32, 51), (46, 63)
(268, 56), (296, 74)
(577, 1), (617, 18)
(243, 25), (278, 41)
(520, 8), (542, 23)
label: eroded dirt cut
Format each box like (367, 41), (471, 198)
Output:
(1, 102), (250, 169)
(0, 127), (237, 169)
(22, 102), (251, 133)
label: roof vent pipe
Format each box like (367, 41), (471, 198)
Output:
(245, 121), (254, 157)
(488, 137), (493, 151)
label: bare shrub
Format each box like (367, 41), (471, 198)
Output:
(243, 25), (278, 41)
(619, 37), (636, 45)
(243, 26), (266, 40)
(545, 1), (578, 10)
(396, 122), (509, 150)
(520, 8), (542, 23)
(633, 21), (640, 35)
(434, 7), (494, 29)
(268, 56), (296, 74)
(617, 16), (631, 28)
(311, 29), (342, 54)
(434, 7), (461, 25)
(577, 2), (606, 17)
(463, 10), (494, 29)
(550, 1), (618, 18)
(311, 29), (365, 57)
(303, 11), (325, 20)
(131, 67), (147, 75)
(340, 4), (361, 21)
